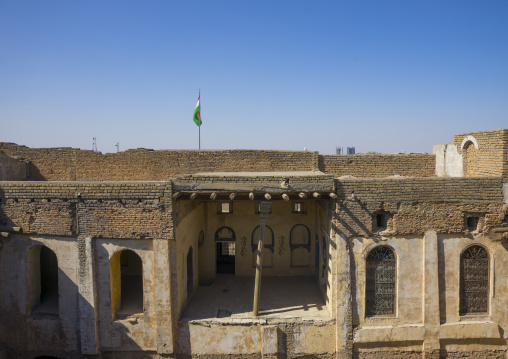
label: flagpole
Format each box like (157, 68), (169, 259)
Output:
(199, 89), (201, 150)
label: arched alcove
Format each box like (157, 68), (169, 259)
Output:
(290, 224), (311, 267)
(110, 249), (143, 318)
(26, 245), (59, 316)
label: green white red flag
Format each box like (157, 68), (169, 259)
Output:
(193, 95), (202, 126)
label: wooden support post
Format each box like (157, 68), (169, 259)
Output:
(253, 201), (272, 317)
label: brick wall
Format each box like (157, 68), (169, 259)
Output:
(0, 143), (320, 180)
(334, 177), (505, 237)
(319, 154), (435, 178)
(0, 181), (172, 240)
(454, 129), (508, 180)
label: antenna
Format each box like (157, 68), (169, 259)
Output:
(116, 142), (120, 152)
(92, 137), (97, 152)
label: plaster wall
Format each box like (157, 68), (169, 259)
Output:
(174, 201), (205, 318)
(95, 238), (157, 352)
(176, 321), (336, 358)
(200, 200), (321, 278)
(0, 235), (79, 355)
(433, 144), (463, 177)
(352, 236), (424, 327)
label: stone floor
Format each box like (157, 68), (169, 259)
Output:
(180, 275), (330, 322)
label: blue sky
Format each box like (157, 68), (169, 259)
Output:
(1, 1), (507, 154)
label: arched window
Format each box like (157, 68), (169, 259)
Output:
(26, 245), (59, 316)
(460, 245), (489, 314)
(365, 246), (396, 317)
(110, 250), (143, 318)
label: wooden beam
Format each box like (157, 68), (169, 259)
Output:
(229, 192), (237, 201)
(264, 193), (272, 200)
(210, 192), (217, 200)
(299, 192), (307, 199)
(282, 193), (289, 201)
(249, 192), (255, 200)
(190, 192), (198, 200)
(329, 192), (337, 199)
(313, 192), (321, 199)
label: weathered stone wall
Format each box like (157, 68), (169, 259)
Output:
(454, 129), (508, 180)
(319, 153), (436, 178)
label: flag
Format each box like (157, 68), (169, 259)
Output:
(193, 95), (202, 126)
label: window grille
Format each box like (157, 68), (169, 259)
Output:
(461, 245), (489, 314)
(221, 242), (236, 256)
(365, 246), (396, 317)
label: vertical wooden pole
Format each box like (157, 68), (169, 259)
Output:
(253, 201), (271, 316)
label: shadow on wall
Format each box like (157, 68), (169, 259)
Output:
(26, 162), (46, 181)
(0, 240), (147, 357)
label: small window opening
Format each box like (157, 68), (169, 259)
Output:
(467, 216), (479, 232)
(376, 213), (390, 232)
(218, 202), (232, 214)
(293, 201), (306, 214)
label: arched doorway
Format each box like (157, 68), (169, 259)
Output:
(215, 227), (236, 274)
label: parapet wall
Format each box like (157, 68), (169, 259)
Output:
(319, 153), (435, 178)
(0, 143), (437, 180)
(0, 143), (319, 180)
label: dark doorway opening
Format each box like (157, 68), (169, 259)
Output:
(40, 246), (59, 314)
(118, 250), (143, 316)
(217, 242), (235, 274)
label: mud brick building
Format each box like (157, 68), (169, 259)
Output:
(0, 128), (507, 359)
